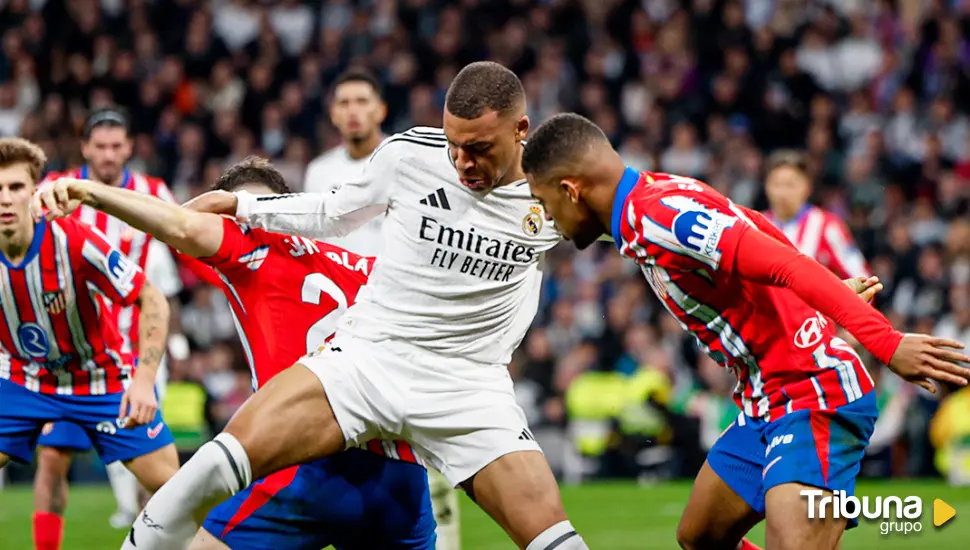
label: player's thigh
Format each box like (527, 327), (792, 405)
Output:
(760, 395), (877, 550)
(764, 483), (846, 550)
(407, 372), (557, 548)
(224, 357), (359, 480)
(678, 421), (767, 549)
(123, 443), (180, 493)
(236, 336), (408, 480)
(677, 461), (763, 550)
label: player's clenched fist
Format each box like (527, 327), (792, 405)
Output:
(888, 334), (970, 393)
(30, 177), (94, 221)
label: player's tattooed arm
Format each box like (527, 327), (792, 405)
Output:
(33, 178), (226, 258)
(134, 282), (170, 377)
(122, 281), (170, 427)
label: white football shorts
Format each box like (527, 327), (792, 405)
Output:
(299, 332), (542, 486)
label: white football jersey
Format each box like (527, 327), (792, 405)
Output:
(303, 145), (384, 257)
(236, 127), (561, 365)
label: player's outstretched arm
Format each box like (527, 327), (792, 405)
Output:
(190, 141), (399, 239)
(184, 186), (387, 241)
(729, 226), (970, 392)
(234, 186), (388, 240)
(32, 177), (225, 258)
(122, 281), (170, 427)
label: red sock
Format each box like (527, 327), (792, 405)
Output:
(33, 511), (63, 550)
(738, 539), (763, 550)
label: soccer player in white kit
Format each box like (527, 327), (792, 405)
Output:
(119, 62), (589, 550)
(304, 68), (463, 550)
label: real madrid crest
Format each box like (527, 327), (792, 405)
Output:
(523, 205), (543, 236)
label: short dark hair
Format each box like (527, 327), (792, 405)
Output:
(765, 149), (808, 175)
(522, 113), (608, 181)
(83, 108), (129, 138)
(212, 156), (291, 194)
(331, 69), (382, 99)
(445, 61), (525, 119)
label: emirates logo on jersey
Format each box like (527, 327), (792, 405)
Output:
(43, 291), (67, 315)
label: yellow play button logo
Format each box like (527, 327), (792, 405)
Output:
(934, 499), (956, 527)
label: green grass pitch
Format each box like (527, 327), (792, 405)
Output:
(0, 481), (967, 549)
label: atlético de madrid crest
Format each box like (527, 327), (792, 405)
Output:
(523, 205), (543, 236)
(44, 291), (67, 315)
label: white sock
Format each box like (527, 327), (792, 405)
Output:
(525, 521), (588, 550)
(120, 433), (252, 550)
(428, 468), (461, 550)
(107, 461), (140, 515)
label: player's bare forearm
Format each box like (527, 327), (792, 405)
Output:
(80, 181), (225, 258)
(134, 282), (170, 382)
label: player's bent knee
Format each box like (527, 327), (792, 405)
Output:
(675, 527), (733, 550)
(37, 446), (73, 474)
(675, 519), (701, 550)
(187, 527), (231, 550)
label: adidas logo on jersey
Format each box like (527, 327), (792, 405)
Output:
(420, 188), (451, 210)
(238, 246), (269, 271)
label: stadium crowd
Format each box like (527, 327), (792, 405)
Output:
(2, 0), (970, 484)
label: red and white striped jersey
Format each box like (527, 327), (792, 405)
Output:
(612, 169), (874, 421)
(43, 167), (182, 354)
(203, 218), (422, 465)
(764, 205), (869, 280)
(0, 217), (144, 395)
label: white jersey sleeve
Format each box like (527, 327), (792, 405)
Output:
(234, 141), (400, 240)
